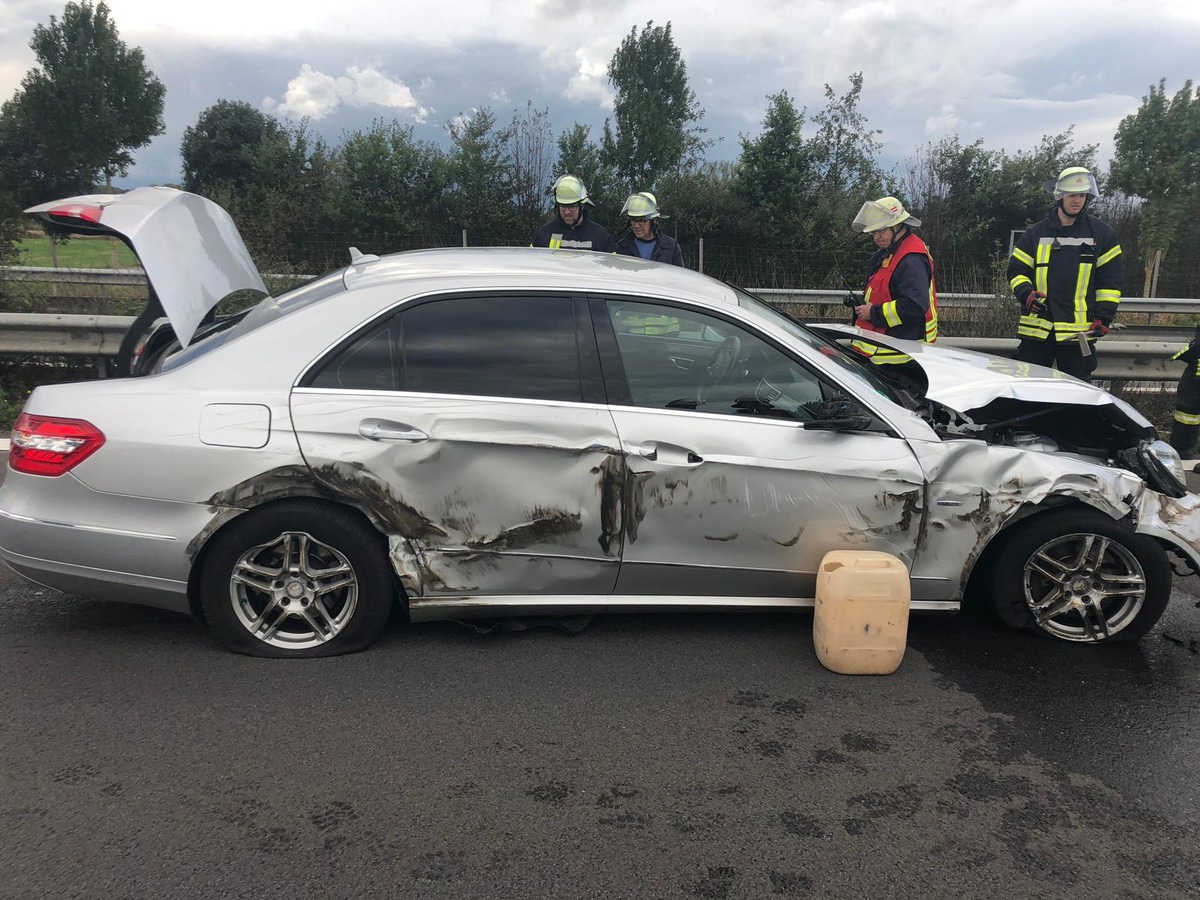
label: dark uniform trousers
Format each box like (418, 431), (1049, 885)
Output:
(1170, 334), (1200, 457)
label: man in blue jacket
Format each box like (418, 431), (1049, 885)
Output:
(614, 192), (684, 266)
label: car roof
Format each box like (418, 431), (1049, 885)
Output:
(339, 246), (743, 308)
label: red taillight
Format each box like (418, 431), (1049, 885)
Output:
(9, 413), (106, 476)
(46, 203), (104, 224)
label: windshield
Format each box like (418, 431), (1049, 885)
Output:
(160, 269), (348, 373)
(732, 286), (911, 407)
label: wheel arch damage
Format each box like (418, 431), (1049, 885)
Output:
(912, 439), (1168, 597)
(185, 464), (415, 620)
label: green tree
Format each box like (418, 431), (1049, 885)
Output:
(0, 1), (164, 202)
(556, 123), (616, 223)
(1109, 79), (1200, 294)
(508, 103), (556, 236)
(986, 129), (1098, 250)
(735, 91), (814, 241)
(893, 136), (1000, 253)
(0, 95), (94, 205)
(238, 120), (336, 272)
(181, 101), (291, 198)
(182, 102), (336, 272)
(806, 73), (883, 251)
(602, 20), (709, 192)
(330, 119), (446, 243)
(445, 108), (517, 241)
(656, 161), (744, 263)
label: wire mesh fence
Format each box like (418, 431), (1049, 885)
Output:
(2, 229), (1194, 434)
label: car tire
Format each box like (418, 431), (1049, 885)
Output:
(991, 508), (1171, 643)
(199, 501), (396, 658)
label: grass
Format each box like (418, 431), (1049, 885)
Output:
(17, 234), (140, 268)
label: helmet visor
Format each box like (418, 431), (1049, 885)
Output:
(1053, 171), (1099, 200)
(851, 199), (917, 233)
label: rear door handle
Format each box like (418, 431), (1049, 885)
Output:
(358, 419), (429, 442)
(638, 442), (703, 466)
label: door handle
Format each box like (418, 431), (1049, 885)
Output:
(638, 442), (703, 466)
(358, 419), (429, 442)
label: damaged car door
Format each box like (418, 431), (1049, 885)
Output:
(593, 298), (929, 601)
(290, 292), (624, 608)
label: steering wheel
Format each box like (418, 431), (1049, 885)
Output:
(697, 335), (742, 404)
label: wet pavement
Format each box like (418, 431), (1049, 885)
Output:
(1, 449), (1198, 898)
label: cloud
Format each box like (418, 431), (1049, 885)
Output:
(925, 105), (964, 136)
(264, 63), (429, 122)
(563, 48), (613, 109)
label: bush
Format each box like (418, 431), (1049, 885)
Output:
(0, 357), (102, 433)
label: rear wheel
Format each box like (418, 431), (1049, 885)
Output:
(991, 509), (1171, 643)
(199, 502), (395, 657)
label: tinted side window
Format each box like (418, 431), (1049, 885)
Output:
(310, 295), (583, 402)
(309, 323), (398, 391)
(401, 295), (581, 401)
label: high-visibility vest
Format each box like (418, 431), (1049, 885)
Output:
(851, 234), (939, 364)
(614, 309), (680, 335)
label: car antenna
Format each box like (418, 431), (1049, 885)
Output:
(348, 247), (380, 266)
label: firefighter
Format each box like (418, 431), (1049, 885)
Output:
(614, 192), (684, 266)
(1170, 326), (1200, 458)
(848, 196), (939, 367)
(1007, 166), (1123, 382)
(531, 175), (615, 251)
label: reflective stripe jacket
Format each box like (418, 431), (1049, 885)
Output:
(614, 229), (685, 266)
(531, 213), (616, 251)
(851, 232), (939, 364)
(1008, 210), (1122, 342)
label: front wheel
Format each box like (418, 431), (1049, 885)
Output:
(991, 509), (1171, 643)
(199, 501), (396, 657)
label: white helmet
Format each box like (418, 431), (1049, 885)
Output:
(553, 175), (593, 206)
(851, 196), (921, 233)
(1047, 166), (1100, 201)
(620, 191), (661, 219)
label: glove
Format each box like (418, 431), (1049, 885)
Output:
(1022, 291), (1046, 314)
(1090, 319), (1109, 337)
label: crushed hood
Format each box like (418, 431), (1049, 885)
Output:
(812, 324), (1153, 426)
(25, 186), (267, 347)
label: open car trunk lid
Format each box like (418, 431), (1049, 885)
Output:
(25, 186), (267, 348)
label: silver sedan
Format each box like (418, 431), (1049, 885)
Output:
(3, 187), (1198, 656)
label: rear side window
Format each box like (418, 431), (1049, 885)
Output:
(308, 294), (584, 402)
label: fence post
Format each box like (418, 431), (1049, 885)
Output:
(698, 237), (704, 274)
(462, 229), (468, 248)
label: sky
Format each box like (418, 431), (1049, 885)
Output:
(1, 0), (1197, 192)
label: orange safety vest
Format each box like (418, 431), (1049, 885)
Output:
(852, 233), (939, 364)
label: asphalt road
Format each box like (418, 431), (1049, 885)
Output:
(1, 461), (1199, 899)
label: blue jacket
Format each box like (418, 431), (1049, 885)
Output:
(615, 228), (684, 266)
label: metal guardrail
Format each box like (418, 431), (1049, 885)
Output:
(7, 267), (1200, 315)
(0, 313), (131, 355)
(752, 287), (1200, 316)
(2, 268), (1198, 381)
(3, 265), (150, 287)
(0, 313), (1186, 383)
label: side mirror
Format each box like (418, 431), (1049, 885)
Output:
(803, 399), (873, 432)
